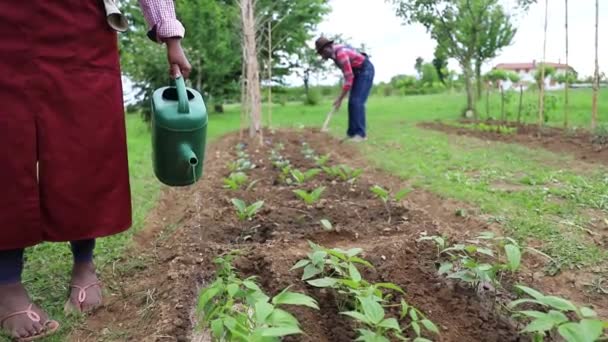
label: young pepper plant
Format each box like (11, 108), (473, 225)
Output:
(197, 252), (320, 342)
(231, 199), (264, 221)
(509, 285), (607, 342)
(293, 187), (326, 205)
(369, 185), (411, 223)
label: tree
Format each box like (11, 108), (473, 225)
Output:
(388, 0), (527, 118)
(415, 57), (424, 77)
(564, 0), (570, 128)
(432, 46), (449, 84)
(474, 3), (516, 99)
(291, 47), (329, 100)
(421, 63), (440, 85)
(240, 0), (262, 140)
(485, 69), (508, 120)
(591, 0), (599, 131)
(538, 0), (549, 128)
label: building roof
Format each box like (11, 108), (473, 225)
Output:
(494, 62), (572, 70)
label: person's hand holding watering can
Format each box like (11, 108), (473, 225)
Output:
(165, 38), (192, 79)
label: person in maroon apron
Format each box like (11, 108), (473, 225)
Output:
(0, 1), (191, 340)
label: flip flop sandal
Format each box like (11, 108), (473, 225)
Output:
(64, 282), (102, 315)
(0, 304), (60, 342)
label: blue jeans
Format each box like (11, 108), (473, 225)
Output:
(348, 58), (375, 138)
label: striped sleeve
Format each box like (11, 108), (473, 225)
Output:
(138, 0), (185, 43)
(336, 49), (354, 91)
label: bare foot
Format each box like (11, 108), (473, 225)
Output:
(67, 262), (102, 313)
(0, 283), (54, 339)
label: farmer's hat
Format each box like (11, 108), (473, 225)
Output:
(315, 37), (334, 54)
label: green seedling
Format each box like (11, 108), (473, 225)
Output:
(417, 234), (447, 257)
(197, 252), (319, 342)
(231, 199), (264, 221)
(509, 285), (607, 342)
(322, 164), (363, 183)
(223, 172), (248, 190)
(398, 298), (440, 341)
(301, 142), (317, 160)
(293, 187), (325, 205)
(314, 154), (330, 167)
(369, 185), (411, 223)
(229, 158), (256, 173)
(291, 168), (321, 184)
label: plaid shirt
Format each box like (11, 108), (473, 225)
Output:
(139, 0), (185, 42)
(333, 45), (366, 91)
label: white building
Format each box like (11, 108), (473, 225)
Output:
(493, 61), (575, 91)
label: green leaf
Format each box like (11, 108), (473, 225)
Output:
(268, 308), (299, 327)
(540, 296), (577, 312)
(394, 189), (411, 201)
(311, 250), (328, 266)
(378, 318), (401, 331)
(349, 263), (362, 282)
(476, 247), (495, 257)
(515, 285), (545, 300)
(522, 317), (557, 333)
(254, 301), (274, 324)
(505, 244), (522, 271)
(438, 262), (453, 275)
(243, 280), (262, 292)
(260, 326), (302, 337)
(307, 277), (338, 288)
(413, 338), (433, 342)
(350, 256), (374, 268)
(247, 201), (264, 215)
(302, 264), (323, 280)
(231, 198), (246, 212)
(579, 307), (598, 318)
(421, 319), (440, 334)
(290, 259), (310, 270)
(197, 287), (220, 312)
(361, 296), (385, 325)
(518, 310), (549, 319)
(375, 282), (405, 294)
(547, 310), (569, 325)
(227, 283), (240, 297)
(320, 219), (333, 231)
(272, 290), (319, 309)
(409, 307), (419, 321)
(509, 298), (545, 309)
(342, 311), (372, 325)
(557, 321), (604, 342)
(346, 248), (364, 258)
(211, 318), (224, 338)
(411, 321), (421, 336)
(400, 299), (409, 319)
(312, 186), (326, 199)
(355, 329), (390, 342)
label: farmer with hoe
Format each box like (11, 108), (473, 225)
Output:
(316, 37), (375, 141)
(0, 1), (191, 340)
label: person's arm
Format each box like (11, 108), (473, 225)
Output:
(334, 50), (353, 110)
(138, 0), (191, 78)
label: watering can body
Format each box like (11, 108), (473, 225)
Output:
(151, 77), (208, 187)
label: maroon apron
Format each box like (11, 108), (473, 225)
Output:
(0, 1), (132, 250)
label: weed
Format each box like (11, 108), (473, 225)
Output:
(231, 199), (264, 221)
(509, 285), (607, 342)
(293, 187), (325, 205)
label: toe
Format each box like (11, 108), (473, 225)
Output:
(32, 321), (44, 334)
(24, 325), (38, 337)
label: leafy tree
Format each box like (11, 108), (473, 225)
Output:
(421, 63), (440, 85)
(432, 46), (449, 84)
(388, 0), (530, 118)
(415, 57), (424, 77)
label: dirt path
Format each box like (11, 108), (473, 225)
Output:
(70, 129), (607, 342)
(420, 121), (608, 167)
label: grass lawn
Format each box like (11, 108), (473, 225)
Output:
(4, 88), (605, 341)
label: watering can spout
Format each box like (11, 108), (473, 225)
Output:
(179, 143), (198, 166)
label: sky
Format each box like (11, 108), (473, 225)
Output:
(301, 0), (606, 86)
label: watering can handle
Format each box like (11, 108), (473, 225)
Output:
(175, 76), (190, 114)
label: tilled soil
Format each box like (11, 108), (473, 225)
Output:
(420, 120), (608, 166)
(70, 129), (606, 342)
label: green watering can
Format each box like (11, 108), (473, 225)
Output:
(151, 76), (208, 186)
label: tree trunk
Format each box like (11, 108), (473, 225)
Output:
(564, 0), (570, 128)
(538, 0), (549, 128)
(486, 82), (490, 120)
(267, 20), (272, 129)
(240, 0), (262, 141)
(591, 0), (599, 131)
(518, 85), (523, 123)
(501, 85), (505, 123)
(214, 103), (224, 113)
(462, 61), (476, 118)
(303, 72), (310, 98)
(240, 54), (247, 140)
(475, 61), (483, 101)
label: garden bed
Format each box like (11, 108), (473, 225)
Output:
(70, 129), (607, 342)
(420, 120), (608, 166)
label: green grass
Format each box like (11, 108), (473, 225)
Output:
(5, 88), (605, 341)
